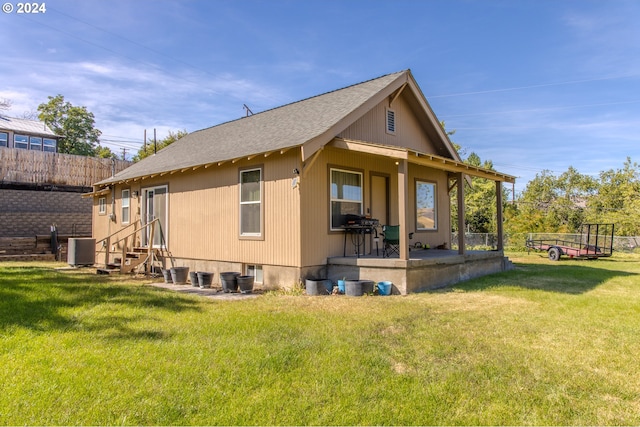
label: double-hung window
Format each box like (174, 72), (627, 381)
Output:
(0, 132), (7, 147)
(14, 135), (28, 149)
(121, 189), (130, 224)
(29, 136), (42, 150)
(330, 168), (363, 230)
(240, 168), (262, 237)
(43, 138), (57, 152)
(98, 197), (107, 215)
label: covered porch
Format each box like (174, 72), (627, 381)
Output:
(322, 138), (516, 294)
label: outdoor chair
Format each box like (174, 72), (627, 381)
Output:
(382, 225), (414, 258)
(382, 225), (400, 257)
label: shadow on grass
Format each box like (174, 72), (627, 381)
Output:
(451, 259), (638, 294)
(0, 265), (202, 338)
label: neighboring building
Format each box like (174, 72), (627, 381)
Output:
(90, 70), (515, 293)
(0, 144), (131, 238)
(0, 116), (59, 152)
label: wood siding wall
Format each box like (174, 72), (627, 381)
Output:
(92, 93), (455, 273)
(0, 148), (130, 187)
(92, 150), (302, 268)
(299, 147), (451, 267)
(337, 92), (438, 153)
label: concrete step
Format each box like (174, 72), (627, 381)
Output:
(503, 257), (515, 271)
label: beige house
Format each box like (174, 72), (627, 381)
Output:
(89, 70), (515, 294)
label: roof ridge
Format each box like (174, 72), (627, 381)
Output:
(191, 70), (408, 136)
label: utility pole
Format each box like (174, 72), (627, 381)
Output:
(154, 128), (157, 155)
(121, 147), (128, 160)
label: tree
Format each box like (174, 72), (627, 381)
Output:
(585, 158), (640, 235)
(133, 129), (188, 162)
(95, 145), (117, 159)
(507, 167), (598, 235)
(37, 95), (102, 156)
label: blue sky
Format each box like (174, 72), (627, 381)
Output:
(2, 0), (639, 194)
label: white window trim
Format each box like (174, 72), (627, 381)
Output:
(121, 189), (130, 224)
(246, 265), (263, 284)
(98, 197), (106, 215)
(239, 167), (263, 238)
(141, 185), (169, 248)
(43, 138), (57, 152)
(14, 134), (28, 149)
(0, 132), (8, 147)
(29, 136), (42, 150)
(330, 167), (364, 231)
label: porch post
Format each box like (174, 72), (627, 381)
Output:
(398, 159), (409, 260)
(496, 180), (504, 251)
(457, 173), (465, 255)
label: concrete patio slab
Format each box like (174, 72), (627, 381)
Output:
(147, 282), (261, 300)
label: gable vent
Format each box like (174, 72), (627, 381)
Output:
(386, 108), (396, 135)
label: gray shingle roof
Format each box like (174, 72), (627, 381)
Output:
(0, 116), (57, 137)
(98, 71), (408, 185)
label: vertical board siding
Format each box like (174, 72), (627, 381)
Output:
(300, 147), (451, 267)
(96, 151), (301, 267)
(337, 94), (438, 154)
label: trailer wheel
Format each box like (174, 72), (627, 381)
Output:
(548, 247), (561, 261)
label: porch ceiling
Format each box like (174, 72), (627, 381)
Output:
(330, 137), (516, 183)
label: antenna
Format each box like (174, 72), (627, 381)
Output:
(243, 104), (254, 117)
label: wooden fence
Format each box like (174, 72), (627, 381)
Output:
(0, 148), (131, 187)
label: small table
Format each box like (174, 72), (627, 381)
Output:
(341, 222), (378, 257)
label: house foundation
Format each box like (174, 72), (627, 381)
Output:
(326, 250), (514, 295)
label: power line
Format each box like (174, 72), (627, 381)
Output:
(441, 99), (640, 119)
(428, 74), (640, 99)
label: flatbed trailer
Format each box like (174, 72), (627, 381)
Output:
(526, 223), (615, 261)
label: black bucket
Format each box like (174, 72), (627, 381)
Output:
(345, 280), (363, 296)
(237, 275), (254, 294)
(306, 279), (332, 295)
(220, 272), (239, 293)
(189, 271), (199, 287)
(361, 280), (375, 295)
(198, 272), (214, 289)
(170, 267), (189, 285)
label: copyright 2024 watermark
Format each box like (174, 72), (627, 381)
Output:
(2, 2), (47, 13)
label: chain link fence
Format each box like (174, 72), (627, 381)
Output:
(451, 232), (640, 253)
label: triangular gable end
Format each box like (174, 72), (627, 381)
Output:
(301, 69), (461, 163)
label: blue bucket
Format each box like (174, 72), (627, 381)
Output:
(377, 281), (392, 296)
(337, 280), (345, 294)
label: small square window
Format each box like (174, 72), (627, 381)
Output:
(246, 265), (263, 283)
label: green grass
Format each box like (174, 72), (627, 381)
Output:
(1, 254), (640, 425)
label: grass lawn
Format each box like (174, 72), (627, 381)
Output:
(1, 253), (640, 425)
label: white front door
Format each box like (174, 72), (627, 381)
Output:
(142, 185), (168, 248)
